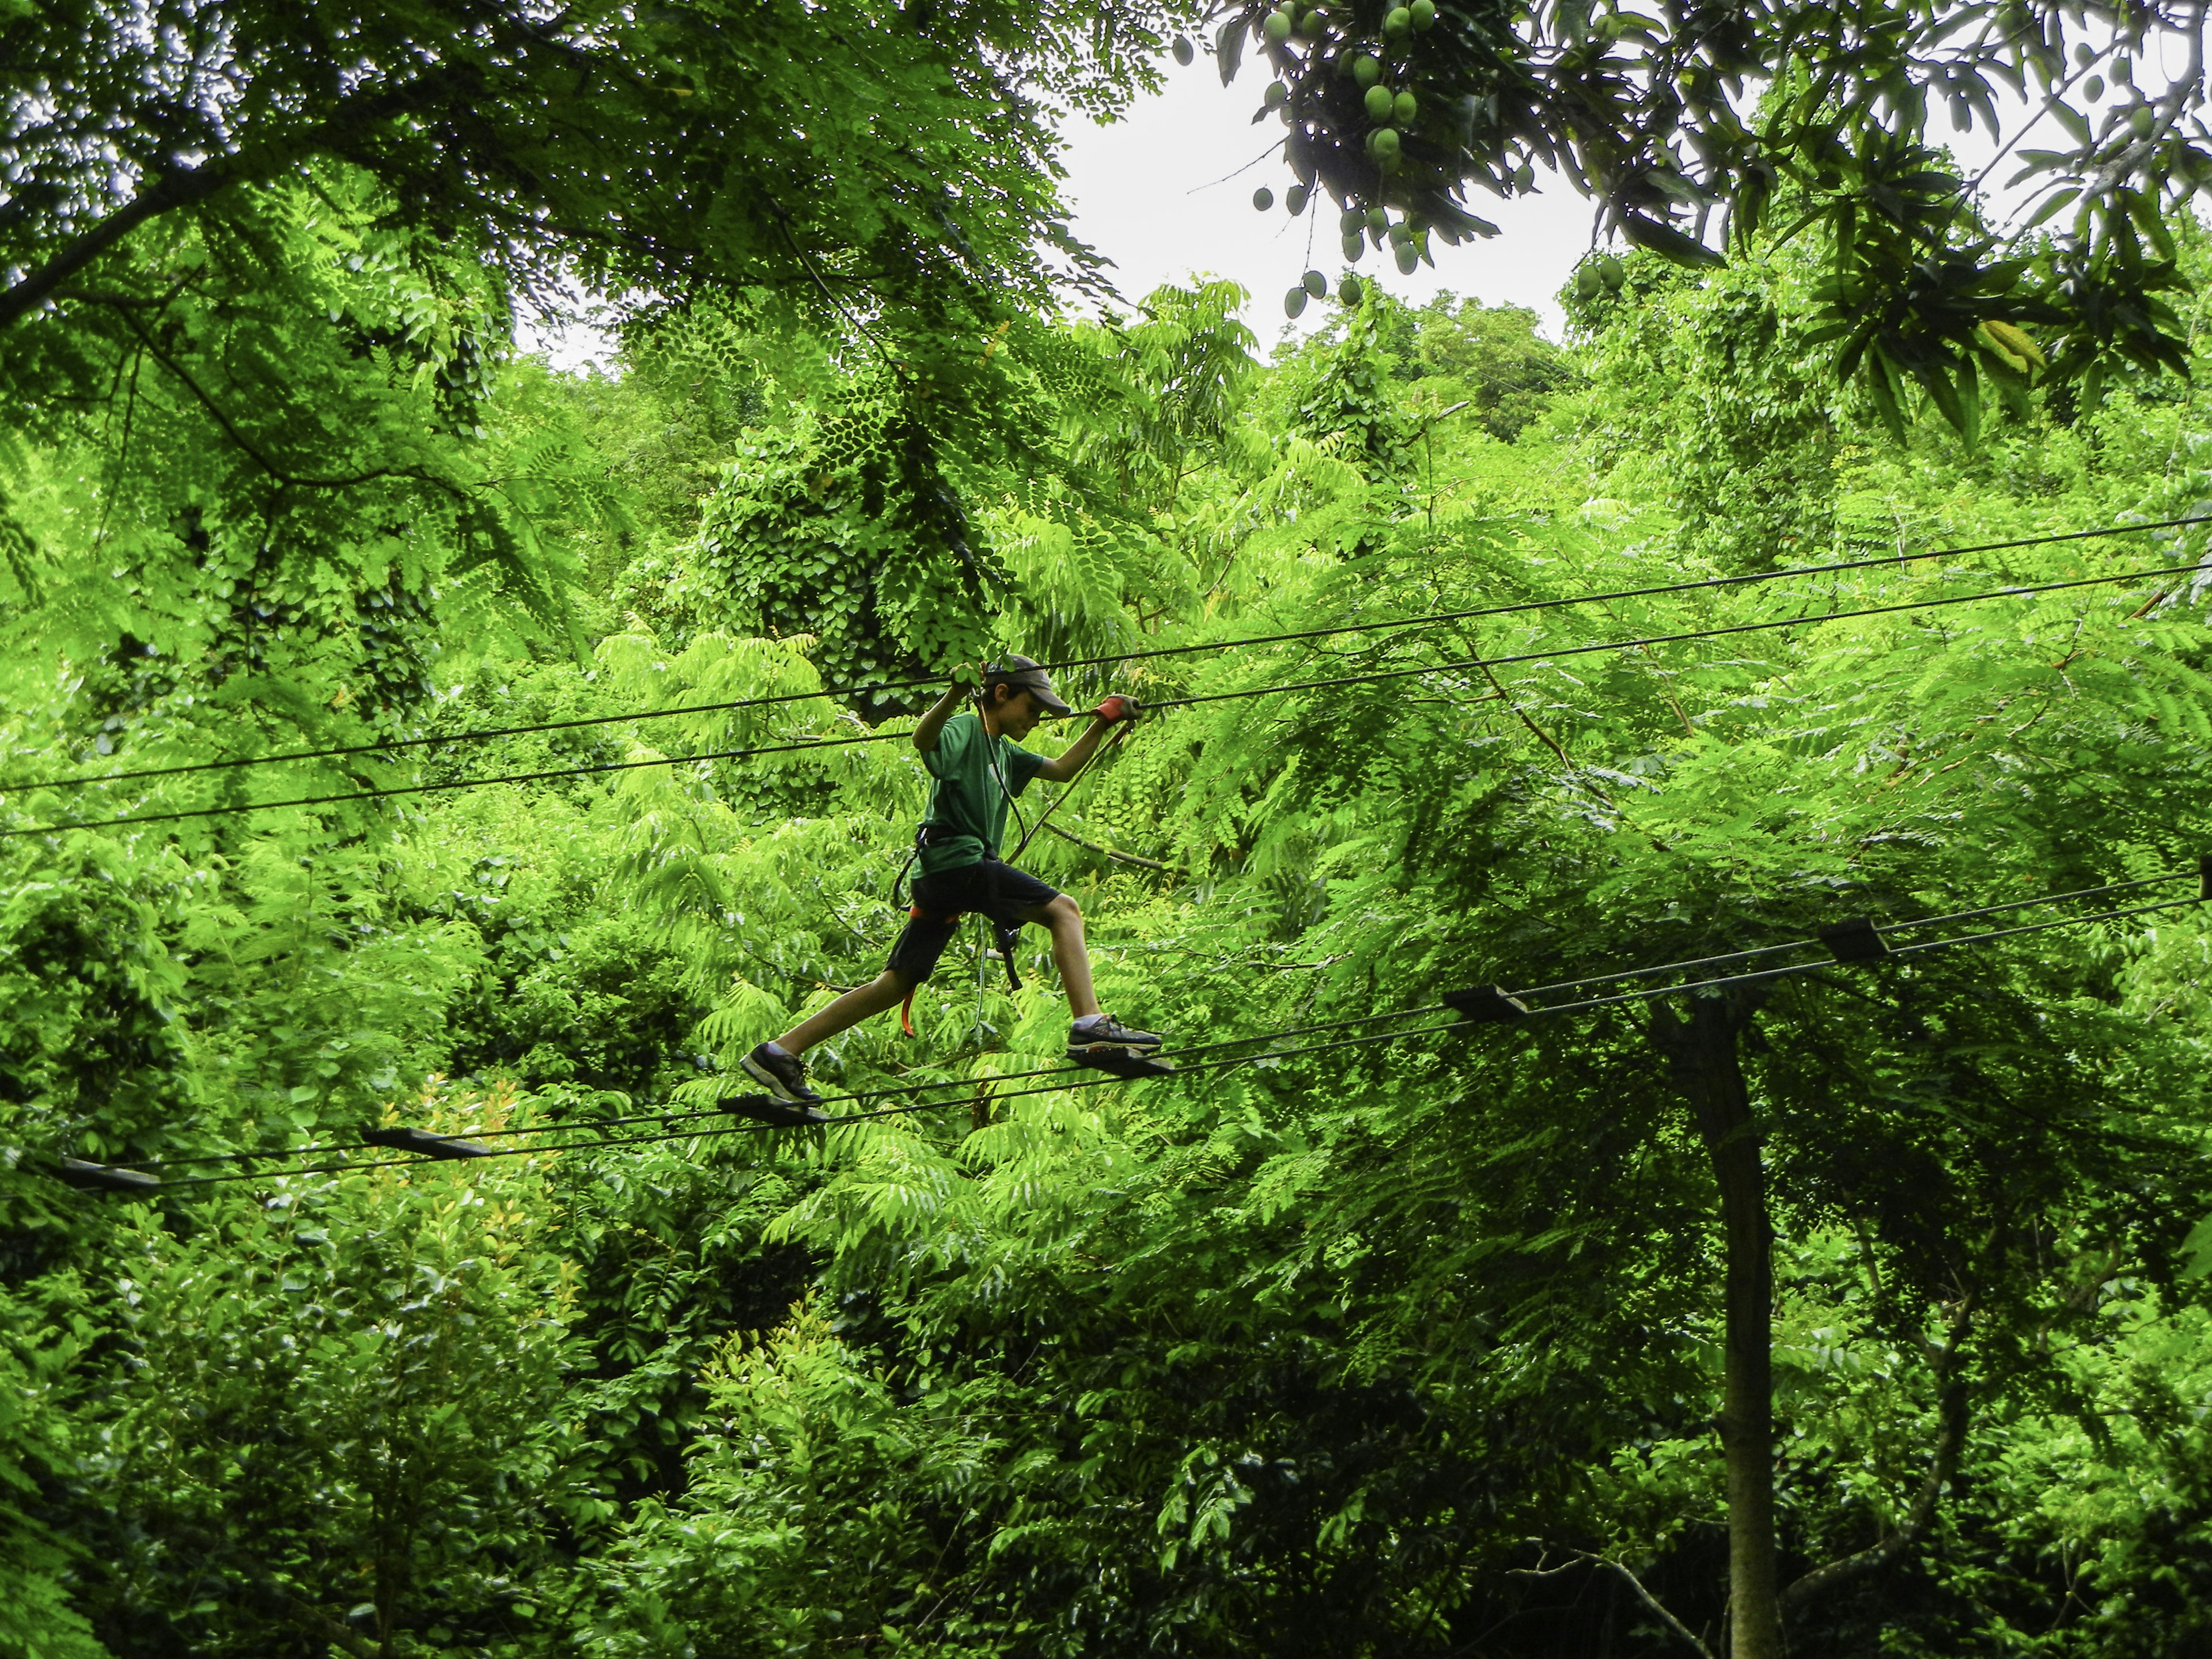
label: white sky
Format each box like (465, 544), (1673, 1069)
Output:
(1058, 56), (1596, 342)
(523, 48), (2094, 372)
(521, 63), (1602, 370)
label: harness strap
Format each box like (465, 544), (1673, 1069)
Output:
(892, 823), (979, 907)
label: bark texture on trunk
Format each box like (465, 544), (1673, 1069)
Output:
(1651, 990), (1783, 1659)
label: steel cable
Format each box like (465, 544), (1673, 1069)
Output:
(14, 513), (2207, 796)
(6, 560), (2198, 840)
(80, 872), (2199, 1192)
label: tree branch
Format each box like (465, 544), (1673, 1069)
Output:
(280, 1593), (381, 1659)
(2, 71), (463, 334)
(1479, 661), (1576, 772)
(1596, 1555), (1714, 1659)
(115, 310), (466, 498)
(1512, 1548), (1713, 1658)
(1043, 819), (1170, 870)
(1781, 1298), (1974, 1619)
(0, 163), (235, 331)
(162, 1527), (382, 1659)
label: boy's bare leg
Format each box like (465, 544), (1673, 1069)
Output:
(1021, 895), (1100, 1019)
(776, 969), (913, 1055)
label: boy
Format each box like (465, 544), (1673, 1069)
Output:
(741, 656), (1164, 1112)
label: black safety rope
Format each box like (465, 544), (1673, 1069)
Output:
(69, 868), (2199, 1192)
(1139, 560), (2209, 713)
(14, 514), (2206, 796)
(5, 560), (2199, 840)
(1507, 870), (2194, 1001)
(1012, 719), (1132, 862)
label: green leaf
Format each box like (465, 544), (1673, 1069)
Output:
(2183, 1214), (2212, 1280)
(2048, 100), (2094, 145)
(1619, 211), (1727, 270)
(2024, 185), (2082, 229)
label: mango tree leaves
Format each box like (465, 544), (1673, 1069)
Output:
(1209, 0), (2210, 438)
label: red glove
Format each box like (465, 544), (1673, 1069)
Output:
(1096, 695), (1141, 724)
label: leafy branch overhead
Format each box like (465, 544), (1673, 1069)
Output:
(0, 0), (1191, 337)
(1203, 0), (2207, 431)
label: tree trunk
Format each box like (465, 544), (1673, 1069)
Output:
(1652, 991), (1783, 1659)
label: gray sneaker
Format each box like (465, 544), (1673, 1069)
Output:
(741, 1042), (823, 1107)
(1066, 1014), (1164, 1058)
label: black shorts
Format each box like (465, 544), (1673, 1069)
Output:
(888, 857), (1060, 984)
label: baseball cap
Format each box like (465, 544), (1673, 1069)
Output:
(988, 655), (1073, 715)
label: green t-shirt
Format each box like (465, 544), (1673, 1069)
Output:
(917, 710), (1050, 875)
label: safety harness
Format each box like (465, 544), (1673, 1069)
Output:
(894, 683), (1139, 1037)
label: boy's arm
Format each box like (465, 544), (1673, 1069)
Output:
(913, 669), (979, 753)
(1035, 696), (1138, 782)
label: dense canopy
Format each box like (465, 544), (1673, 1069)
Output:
(4, 5), (2212, 1659)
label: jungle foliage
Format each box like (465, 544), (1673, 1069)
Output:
(5, 5), (2212, 1657)
(3, 234), (2212, 1654)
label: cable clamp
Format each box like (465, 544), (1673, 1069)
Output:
(53, 1157), (160, 1194)
(1818, 918), (1889, 964)
(361, 1127), (495, 1160)
(1442, 984), (1531, 1022)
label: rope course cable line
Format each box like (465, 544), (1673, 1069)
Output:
(123, 1016), (1484, 1192)
(1504, 869), (2196, 1001)
(54, 866), (2203, 1194)
(1460, 892), (2205, 1025)
(6, 558), (2202, 840)
(1141, 559), (2210, 712)
(0, 729), (909, 838)
(14, 513), (2208, 796)
(129, 993), (1468, 1172)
